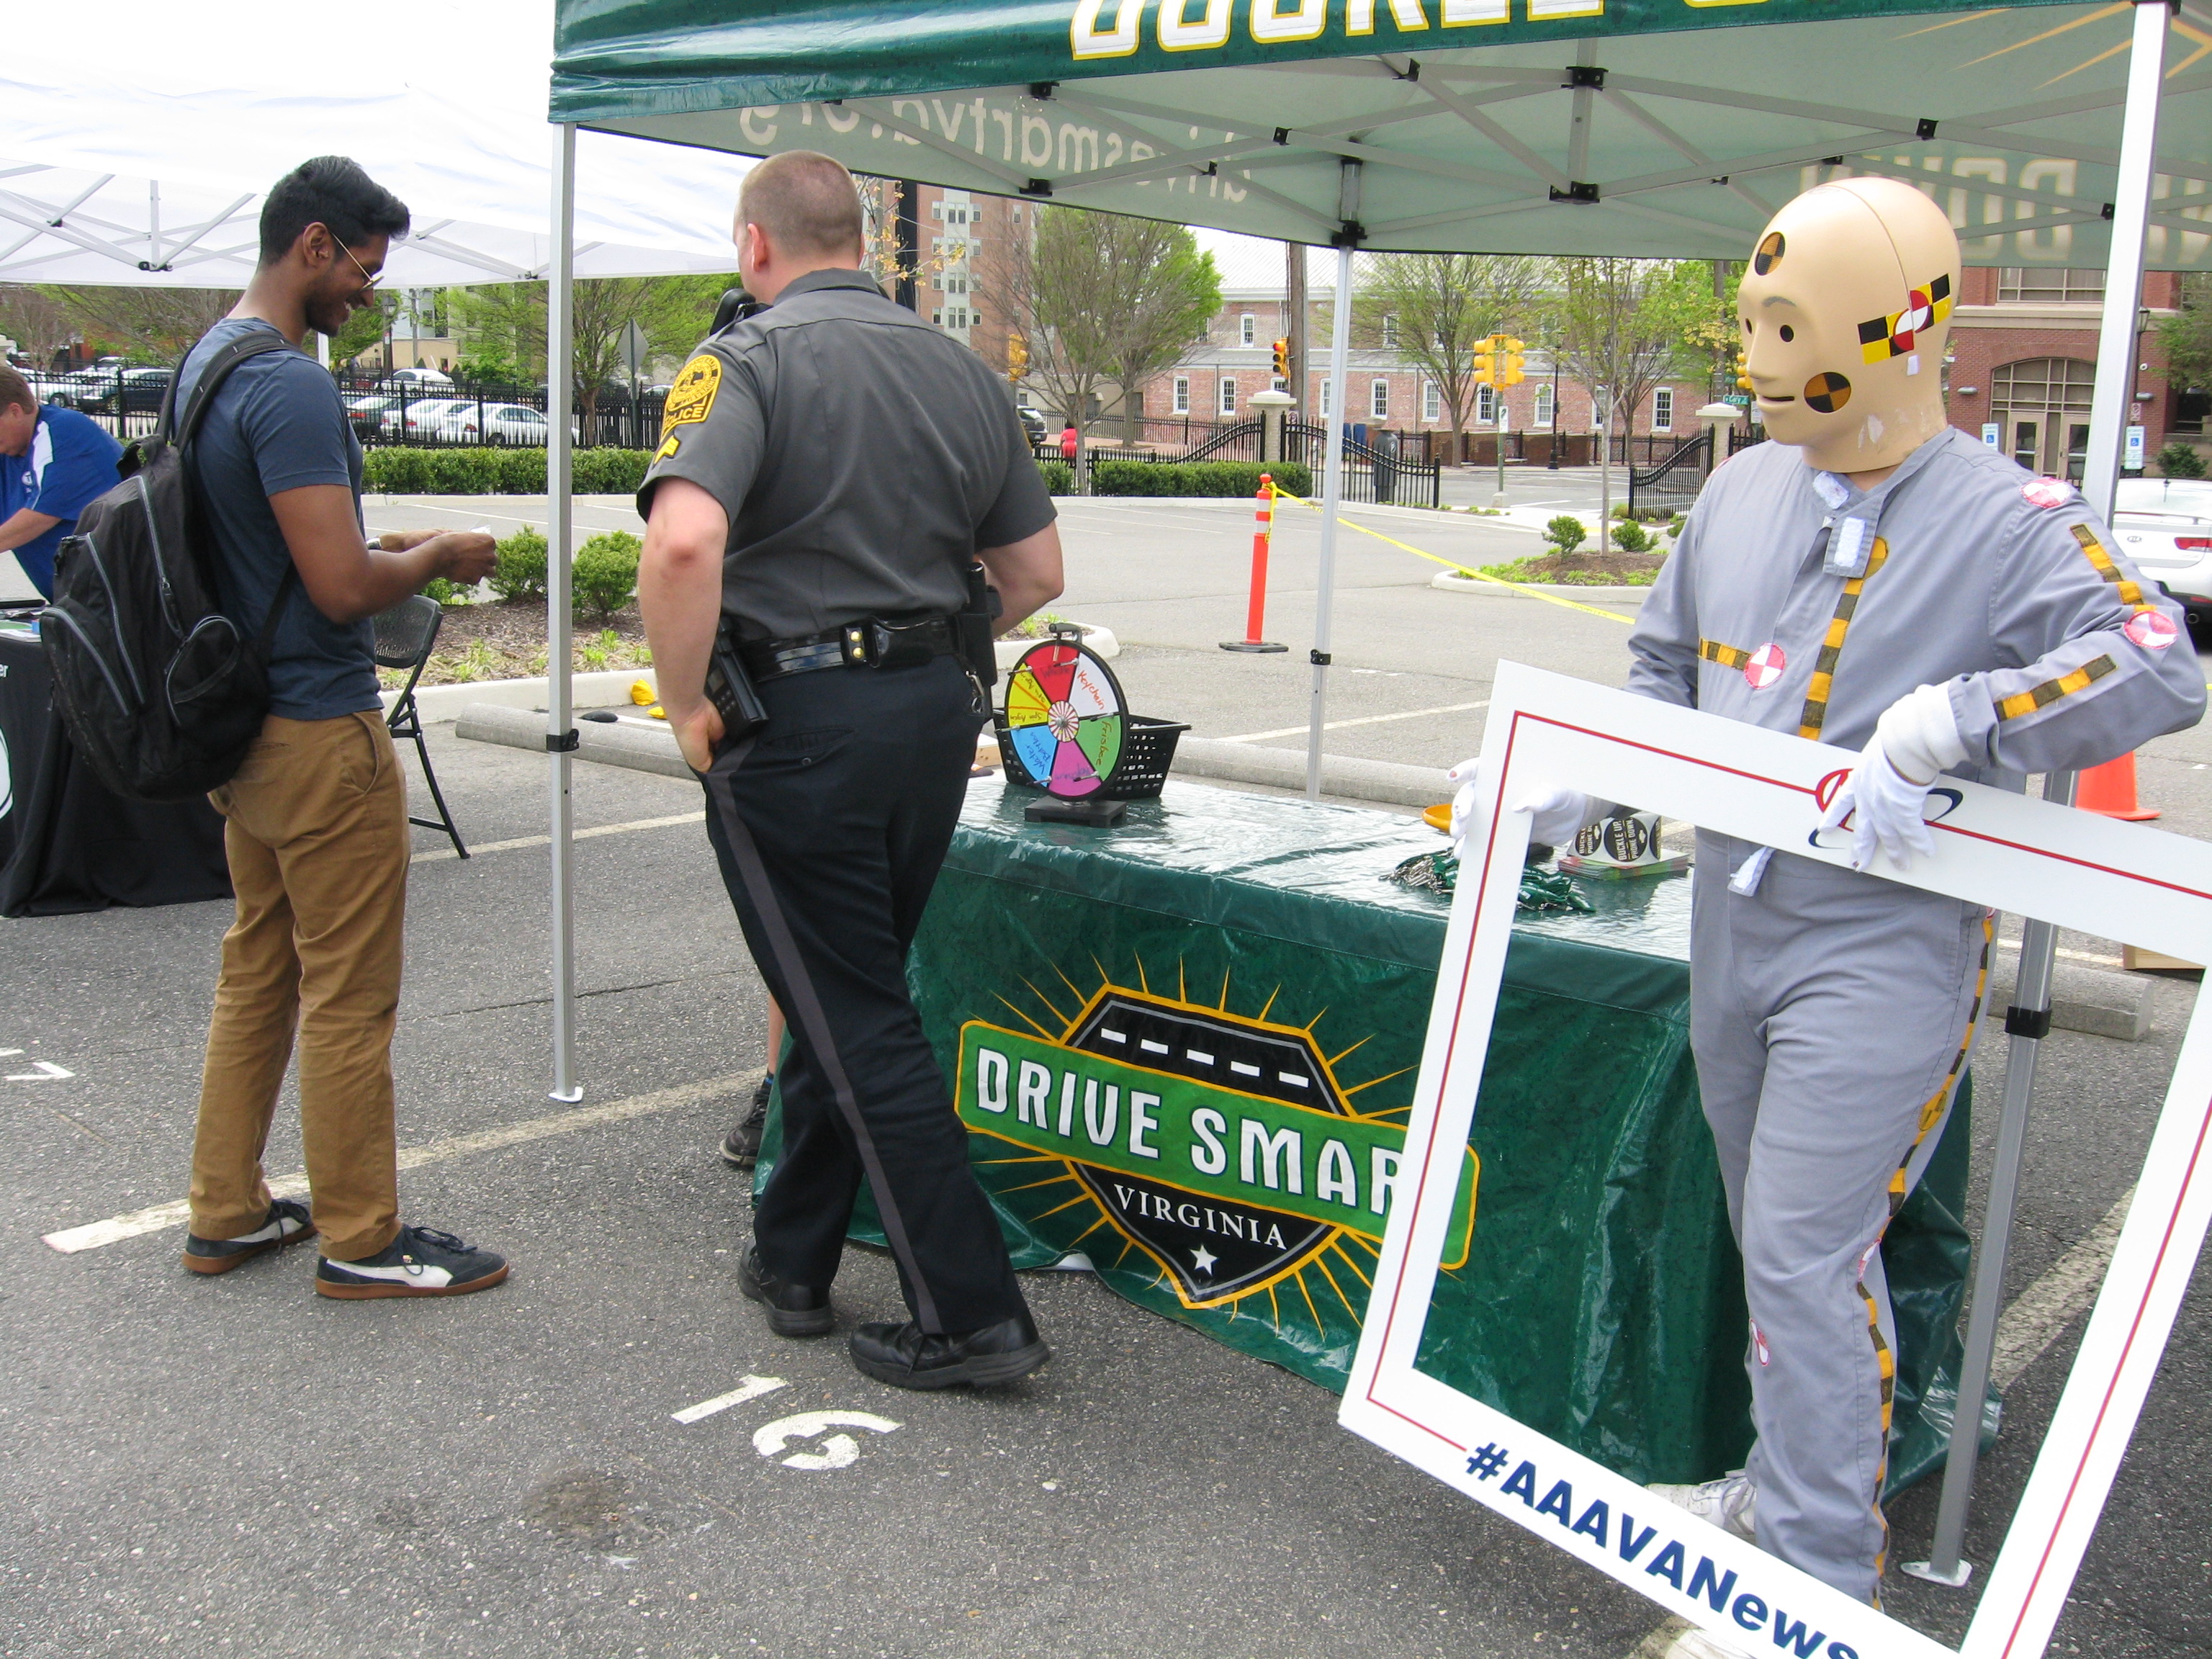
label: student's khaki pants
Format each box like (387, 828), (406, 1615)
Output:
(187, 711), (409, 1262)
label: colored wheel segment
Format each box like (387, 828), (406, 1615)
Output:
(1004, 641), (1128, 801)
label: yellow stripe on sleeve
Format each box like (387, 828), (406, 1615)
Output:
(1995, 654), (2117, 720)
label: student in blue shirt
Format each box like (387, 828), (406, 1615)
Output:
(0, 370), (124, 600)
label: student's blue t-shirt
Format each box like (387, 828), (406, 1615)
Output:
(3, 403), (124, 598)
(176, 318), (377, 721)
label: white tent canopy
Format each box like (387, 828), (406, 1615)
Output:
(0, 0), (757, 286)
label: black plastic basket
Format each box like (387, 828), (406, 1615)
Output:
(994, 712), (1189, 800)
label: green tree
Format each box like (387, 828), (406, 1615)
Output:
(1645, 259), (1744, 399)
(32, 285), (238, 363)
(1351, 254), (1542, 463)
(1545, 257), (1682, 523)
(1106, 224), (1220, 442)
(2157, 274), (2212, 390)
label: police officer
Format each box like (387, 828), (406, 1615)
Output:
(637, 151), (1064, 1390)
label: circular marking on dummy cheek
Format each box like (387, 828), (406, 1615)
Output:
(1754, 231), (1784, 275)
(1802, 372), (1852, 413)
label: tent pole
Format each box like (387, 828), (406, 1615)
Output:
(1904, 0), (2169, 1589)
(1306, 162), (1362, 800)
(547, 122), (582, 1105)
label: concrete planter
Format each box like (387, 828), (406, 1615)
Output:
(1429, 570), (1651, 603)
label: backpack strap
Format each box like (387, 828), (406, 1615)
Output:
(172, 328), (313, 647)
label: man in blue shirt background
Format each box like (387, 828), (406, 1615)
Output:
(0, 367), (124, 601)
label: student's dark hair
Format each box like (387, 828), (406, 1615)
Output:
(258, 156), (410, 266)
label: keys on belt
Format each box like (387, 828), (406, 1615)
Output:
(740, 615), (959, 681)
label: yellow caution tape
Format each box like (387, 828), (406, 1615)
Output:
(1267, 485), (1638, 626)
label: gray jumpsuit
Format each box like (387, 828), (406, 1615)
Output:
(1625, 426), (2204, 1602)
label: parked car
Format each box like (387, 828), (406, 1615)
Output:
(1015, 404), (1047, 441)
(378, 397), (472, 441)
(436, 403), (553, 446)
(346, 392), (405, 439)
(384, 366), (454, 390)
(2115, 477), (2212, 624)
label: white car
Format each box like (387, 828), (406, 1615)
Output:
(377, 397), (472, 441)
(385, 366), (454, 390)
(437, 403), (552, 446)
(2113, 477), (2212, 624)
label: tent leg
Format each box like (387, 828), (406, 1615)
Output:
(1905, 0), (2167, 1586)
(547, 122), (582, 1105)
(1306, 181), (1360, 801)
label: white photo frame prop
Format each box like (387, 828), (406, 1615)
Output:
(1341, 662), (2212, 1659)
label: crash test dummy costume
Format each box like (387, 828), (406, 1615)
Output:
(1457, 178), (2204, 1605)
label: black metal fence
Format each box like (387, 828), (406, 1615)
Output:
(1627, 432), (1714, 517)
(39, 364), (667, 451)
(1285, 421), (1442, 510)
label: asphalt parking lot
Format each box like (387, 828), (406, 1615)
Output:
(3, 487), (2208, 1658)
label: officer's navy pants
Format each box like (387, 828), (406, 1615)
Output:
(698, 654), (1030, 1334)
(1689, 833), (1987, 1604)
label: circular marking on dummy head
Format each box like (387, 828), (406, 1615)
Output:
(1743, 642), (1788, 690)
(2125, 609), (2179, 651)
(1802, 372), (1852, 414)
(1753, 231), (1785, 274)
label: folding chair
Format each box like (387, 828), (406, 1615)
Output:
(372, 595), (467, 858)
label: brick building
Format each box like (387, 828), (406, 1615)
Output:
(1945, 267), (2186, 477)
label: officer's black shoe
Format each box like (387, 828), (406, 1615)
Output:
(738, 1244), (835, 1337)
(717, 1074), (773, 1169)
(849, 1313), (1050, 1390)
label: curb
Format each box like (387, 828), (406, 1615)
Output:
(1429, 570), (1651, 603)
(386, 668), (652, 723)
(453, 703), (1452, 811)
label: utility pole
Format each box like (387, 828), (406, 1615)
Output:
(1285, 240), (1308, 415)
(894, 181), (920, 311)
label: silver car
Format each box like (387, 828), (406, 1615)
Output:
(2114, 477), (2212, 623)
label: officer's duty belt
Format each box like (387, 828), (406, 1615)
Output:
(740, 614), (959, 681)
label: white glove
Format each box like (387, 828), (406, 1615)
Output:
(1815, 685), (1968, 872)
(1447, 755), (1592, 856)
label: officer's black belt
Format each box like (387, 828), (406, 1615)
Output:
(740, 614), (961, 681)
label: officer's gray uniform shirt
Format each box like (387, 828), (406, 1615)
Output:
(637, 268), (1056, 641)
(1618, 427), (2204, 1604)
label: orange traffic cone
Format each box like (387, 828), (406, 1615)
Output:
(2077, 752), (2159, 821)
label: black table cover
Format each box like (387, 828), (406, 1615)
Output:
(0, 624), (230, 917)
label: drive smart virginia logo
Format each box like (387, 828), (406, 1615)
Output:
(956, 981), (1475, 1323)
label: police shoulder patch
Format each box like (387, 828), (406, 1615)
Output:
(661, 354), (722, 434)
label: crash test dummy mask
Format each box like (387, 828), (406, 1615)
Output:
(1738, 177), (1961, 480)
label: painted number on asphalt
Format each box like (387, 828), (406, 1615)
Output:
(751, 1411), (902, 1470)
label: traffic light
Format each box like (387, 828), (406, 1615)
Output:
(1471, 336), (1496, 387)
(1735, 349), (1752, 392)
(1494, 336), (1527, 387)
(1271, 336), (1290, 383)
(1007, 332), (1030, 382)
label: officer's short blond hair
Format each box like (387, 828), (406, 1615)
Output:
(740, 151), (866, 261)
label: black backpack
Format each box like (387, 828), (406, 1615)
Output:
(40, 333), (302, 802)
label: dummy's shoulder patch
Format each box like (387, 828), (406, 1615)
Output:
(2021, 475), (2074, 510)
(2125, 609), (2180, 650)
(660, 354), (722, 437)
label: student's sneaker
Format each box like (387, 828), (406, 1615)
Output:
(1647, 1470), (1758, 1543)
(182, 1198), (316, 1274)
(716, 1073), (774, 1169)
(314, 1225), (509, 1300)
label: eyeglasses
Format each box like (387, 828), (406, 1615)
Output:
(340, 242), (383, 291)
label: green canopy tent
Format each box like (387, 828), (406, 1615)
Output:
(536, 0), (2200, 1593)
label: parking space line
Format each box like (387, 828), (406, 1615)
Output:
(1218, 700), (1489, 745)
(673, 1375), (788, 1425)
(1991, 1184), (2135, 1390)
(40, 1073), (747, 1254)
(412, 810), (704, 866)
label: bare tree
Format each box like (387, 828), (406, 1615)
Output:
(1352, 254), (1540, 464)
(1104, 221), (1220, 443)
(0, 286), (84, 365)
(1548, 258), (1680, 523)
(31, 286), (237, 362)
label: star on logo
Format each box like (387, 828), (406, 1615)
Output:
(1191, 1246), (1218, 1275)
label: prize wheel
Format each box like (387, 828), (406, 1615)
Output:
(1003, 640), (1125, 799)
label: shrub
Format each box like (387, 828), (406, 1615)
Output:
(1543, 514), (1588, 554)
(1089, 460), (1312, 498)
(358, 446), (649, 495)
(421, 577), (471, 607)
(2157, 441), (2207, 480)
(572, 531), (642, 621)
(490, 528), (549, 603)
(1610, 519), (1652, 554)
(1037, 459), (1074, 495)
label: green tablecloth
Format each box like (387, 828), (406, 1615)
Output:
(760, 775), (1984, 1491)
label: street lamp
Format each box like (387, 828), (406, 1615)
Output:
(1547, 346), (1562, 470)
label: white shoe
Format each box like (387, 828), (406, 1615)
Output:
(1647, 1470), (1757, 1543)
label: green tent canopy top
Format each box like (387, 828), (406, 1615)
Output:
(554, 0), (2212, 264)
